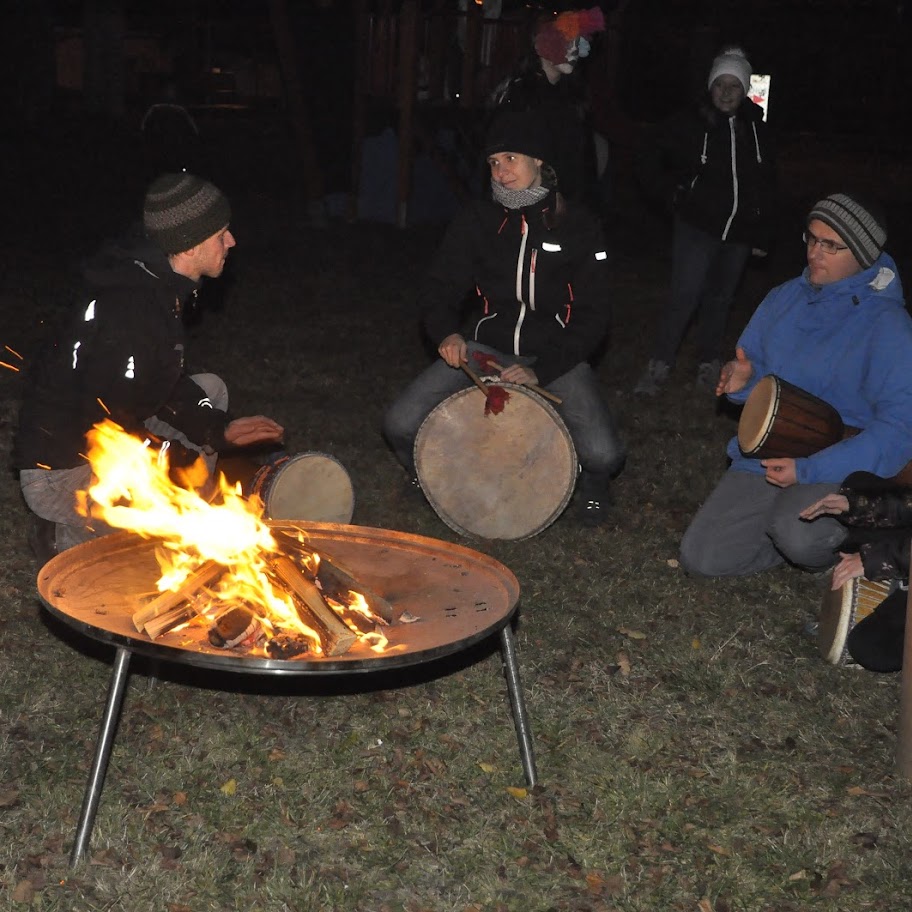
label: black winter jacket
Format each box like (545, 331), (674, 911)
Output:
(635, 95), (776, 250)
(420, 193), (610, 387)
(13, 236), (228, 470)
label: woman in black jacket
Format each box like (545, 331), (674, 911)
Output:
(633, 46), (777, 395)
(383, 110), (625, 525)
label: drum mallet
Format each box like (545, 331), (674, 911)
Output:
(485, 360), (563, 405)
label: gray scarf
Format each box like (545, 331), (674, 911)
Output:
(491, 180), (549, 210)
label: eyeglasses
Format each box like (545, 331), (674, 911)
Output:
(803, 229), (848, 255)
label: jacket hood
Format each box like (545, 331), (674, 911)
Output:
(81, 229), (199, 300)
(800, 251), (904, 310)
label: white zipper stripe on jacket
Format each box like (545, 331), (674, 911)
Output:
(513, 215), (529, 354)
(721, 116), (738, 240)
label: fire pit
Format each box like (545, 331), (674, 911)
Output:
(38, 522), (535, 866)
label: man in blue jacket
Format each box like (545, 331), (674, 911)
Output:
(680, 191), (912, 577)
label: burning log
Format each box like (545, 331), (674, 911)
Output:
(143, 603), (199, 640)
(270, 523), (393, 623)
(316, 560), (393, 624)
(208, 606), (263, 649)
(269, 554), (357, 656)
(132, 560), (223, 633)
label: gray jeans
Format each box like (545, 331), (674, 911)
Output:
(679, 470), (847, 577)
(19, 373), (228, 553)
(382, 342), (626, 481)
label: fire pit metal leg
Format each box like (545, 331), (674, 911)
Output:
(70, 646), (132, 868)
(499, 624), (537, 787)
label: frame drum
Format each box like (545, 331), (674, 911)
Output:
(219, 452), (355, 524)
(414, 385), (578, 541)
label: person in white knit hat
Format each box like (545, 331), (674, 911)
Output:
(633, 45), (777, 396)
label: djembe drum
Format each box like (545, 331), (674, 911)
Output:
(219, 451), (355, 523)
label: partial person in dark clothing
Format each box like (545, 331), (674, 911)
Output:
(383, 110), (625, 525)
(633, 45), (777, 395)
(489, 6), (605, 207)
(14, 173), (284, 562)
(801, 472), (911, 672)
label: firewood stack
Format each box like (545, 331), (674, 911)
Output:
(130, 523), (394, 657)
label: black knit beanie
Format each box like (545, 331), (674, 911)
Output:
(807, 192), (887, 269)
(483, 110), (552, 164)
(143, 173), (231, 255)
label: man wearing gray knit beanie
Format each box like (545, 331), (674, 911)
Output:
(14, 172), (284, 564)
(680, 188), (912, 602)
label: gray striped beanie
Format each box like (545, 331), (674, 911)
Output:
(808, 192), (887, 269)
(143, 173), (231, 255)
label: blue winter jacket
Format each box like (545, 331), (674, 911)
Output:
(725, 252), (912, 483)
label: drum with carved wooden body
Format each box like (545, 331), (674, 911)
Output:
(818, 575), (893, 665)
(738, 374), (912, 484)
(414, 385), (577, 541)
(738, 375), (845, 459)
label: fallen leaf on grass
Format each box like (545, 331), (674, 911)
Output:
(478, 762), (497, 774)
(691, 637), (701, 649)
(0, 788), (20, 808)
(708, 844), (731, 856)
(220, 778), (237, 796)
(506, 786), (528, 799)
(788, 869), (809, 881)
(666, 558), (680, 568)
(697, 899), (713, 912)
(11, 880), (34, 903)
(618, 627), (646, 640)
(617, 652), (631, 676)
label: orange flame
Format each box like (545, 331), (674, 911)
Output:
(80, 420), (384, 655)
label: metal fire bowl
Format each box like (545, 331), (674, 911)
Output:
(37, 523), (520, 675)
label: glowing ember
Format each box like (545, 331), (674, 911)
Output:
(79, 419), (389, 656)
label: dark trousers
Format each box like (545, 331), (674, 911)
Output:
(652, 217), (750, 366)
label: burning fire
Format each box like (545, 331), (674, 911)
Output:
(80, 419), (389, 656)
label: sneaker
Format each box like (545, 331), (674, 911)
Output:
(695, 359), (722, 392)
(633, 359), (670, 396)
(817, 575), (891, 665)
(578, 498), (609, 527)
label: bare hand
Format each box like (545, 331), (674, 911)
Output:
(438, 333), (467, 368)
(498, 363), (539, 386)
(761, 457), (797, 488)
(224, 416), (285, 447)
(800, 493), (849, 521)
(831, 551), (864, 590)
(716, 346), (753, 396)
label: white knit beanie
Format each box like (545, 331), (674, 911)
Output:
(707, 46), (752, 94)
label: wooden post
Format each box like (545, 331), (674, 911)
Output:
(459, 0), (482, 109)
(267, 0), (325, 218)
(395, 0), (419, 228)
(897, 551), (912, 778)
(349, 0), (371, 221)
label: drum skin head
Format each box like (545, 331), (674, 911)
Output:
(254, 453), (355, 523)
(414, 385), (578, 540)
(817, 575), (890, 665)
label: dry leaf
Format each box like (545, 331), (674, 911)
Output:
(708, 844), (731, 856)
(617, 651), (631, 676)
(618, 627), (646, 640)
(479, 762), (497, 774)
(788, 869), (808, 881)
(691, 637), (701, 649)
(666, 558), (680, 568)
(220, 778), (237, 796)
(506, 786), (528, 799)
(11, 880), (34, 903)
(172, 791), (187, 806)
(697, 898), (713, 912)
(0, 789), (20, 808)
